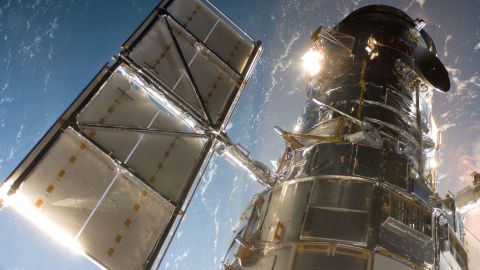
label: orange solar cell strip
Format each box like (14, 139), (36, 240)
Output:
(34, 199), (44, 208)
(46, 185), (55, 193)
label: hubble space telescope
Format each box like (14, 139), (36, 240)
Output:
(223, 4), (477, 270)
(0, 0), (478, 269)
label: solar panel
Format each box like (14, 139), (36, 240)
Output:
(76, 64), (210, 203)
(122, 0), (261, 128)
(0, 0), (262, 269)
(15, 127), (175, 270)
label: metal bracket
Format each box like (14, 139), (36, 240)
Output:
(211, 131), (274, 188)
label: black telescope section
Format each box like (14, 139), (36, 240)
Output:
(414, 46), (450, 92)
(338, 5), (450, 92)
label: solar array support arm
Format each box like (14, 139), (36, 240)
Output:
(0, 1), (269, 269)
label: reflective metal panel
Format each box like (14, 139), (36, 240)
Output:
(353, 145), (409, 188)
(353, 145), (381, 179)
(301, 180), (374, 244)
(379, 217), (433, 264)
(285, 143), (354, 180)
(241, 255), (276, 270)
(293, 245), (369, 270)
(259, 181), (312, 243)
(380, 149), (409, 189)
(438, 224), (468, 270)
(373, 254), (413, 270)
(386, 192), (432, 236)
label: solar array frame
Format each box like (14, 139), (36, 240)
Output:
(2, 0), (262, 269)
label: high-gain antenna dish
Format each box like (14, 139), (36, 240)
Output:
(414, 45), (450, 92)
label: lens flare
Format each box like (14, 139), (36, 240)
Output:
(301, 48), (323, 76)
(2, 191), (86, 256)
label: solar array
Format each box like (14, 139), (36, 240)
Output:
(0, 0), (261, 269)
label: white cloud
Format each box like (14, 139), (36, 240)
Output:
(445, 66), (480, 94)
(16, 125), (23, 139)
(444, 34), (452, 58)
(169, 248), (190, 269)
(265, 31), (300, 104)
(200, 161), (218, 198)
(404, 0), (426, 11)
(6, 147), (16, 162)
(417, 0), (426, 8)
(475, 42), (480, 52)
(173, 249), (189, 263)
(438, 122), (456, 132)
(212, 202), (220, 252)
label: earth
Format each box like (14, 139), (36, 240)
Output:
(0, 0), (479, 269)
